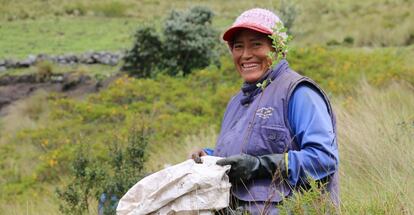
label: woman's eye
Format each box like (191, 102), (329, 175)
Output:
(233, 44), (243, 49)
(253, 42), (262, 47)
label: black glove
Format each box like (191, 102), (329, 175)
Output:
(216, 153), (287, 184)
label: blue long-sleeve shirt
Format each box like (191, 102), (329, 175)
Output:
(287, 84), (338, 186)
(206, 84), (338, 186)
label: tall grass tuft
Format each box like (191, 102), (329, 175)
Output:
(336, 81), (414, 214)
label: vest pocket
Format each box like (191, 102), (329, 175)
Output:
(259, 125), (289, 154)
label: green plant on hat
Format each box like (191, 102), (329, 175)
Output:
(267, 22), (292, 67)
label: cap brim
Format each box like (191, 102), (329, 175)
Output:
(222, 24), (273, 41)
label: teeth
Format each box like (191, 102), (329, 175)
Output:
(242, 63), (259, 68)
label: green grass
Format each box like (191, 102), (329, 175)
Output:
(0, 17), (141, 59)
(337, 81), (414, 214)
(1, 0), (413, 60)
(1, 80), (412, 214)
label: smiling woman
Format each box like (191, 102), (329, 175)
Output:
(189, 8), (339, 215)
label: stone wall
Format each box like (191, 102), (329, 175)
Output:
(0, 51), (124, 71)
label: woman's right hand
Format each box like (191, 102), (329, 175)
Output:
(188, 148), (207, 163)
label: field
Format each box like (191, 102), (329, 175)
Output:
(0, 0), (413, 214)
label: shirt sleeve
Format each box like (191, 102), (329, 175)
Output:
(287, 84), (339, 186)
(203, 148), (214, 156)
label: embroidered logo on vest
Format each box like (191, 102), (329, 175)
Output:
(256, 107), (274, 119)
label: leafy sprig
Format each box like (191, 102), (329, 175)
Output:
(267, 22), (293, 67)
(256, 79), (271, 90)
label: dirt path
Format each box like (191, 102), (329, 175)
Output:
(0, 72), (118, 116)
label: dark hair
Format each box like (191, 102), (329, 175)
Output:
(226, 29), (273, 50)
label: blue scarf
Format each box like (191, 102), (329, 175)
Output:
(240, 60), (289, 106)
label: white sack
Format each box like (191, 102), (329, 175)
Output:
(117, 156), (231, 215)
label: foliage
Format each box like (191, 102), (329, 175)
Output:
(122, 27), (162, 78)
(122, 6), (220, 77)
(0, 46), (414, 214)
(35, 61), (54, 82)
(56, 148), (104, 214)
(276, 0), (298, 34)
(277, 179), (337, 215)
(288, 46), (414, 95)
(56, 126), (148, 215)
(161, 6), (219, 76)
(268, 22), (292, 66)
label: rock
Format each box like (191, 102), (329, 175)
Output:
(0, 66), (6, 72)
(4, 59), (17, 68)
(99, 54), (112, 65)
(0, 59), (5, 66)
(19, 55), (36, 67)
(36, 54), (51, 62)
(65, 53), (78, 64)
(79, 52), (92, 64)
(108, 58), (119, 66)
(50, 75), (64, 83)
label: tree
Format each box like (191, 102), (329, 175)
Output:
(122, 6), (220, 78)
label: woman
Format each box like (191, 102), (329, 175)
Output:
(190, 8), (339, 214)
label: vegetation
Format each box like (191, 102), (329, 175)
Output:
(1, 0), (413, 60)
(56, 126), (148, 214)
(0, 0), (413, 214)
(123, 7), (220, 77)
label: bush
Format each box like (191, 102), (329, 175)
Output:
(56, 126), (148, 215)
(35, 60), (54, 82)
(122, 6), (220, 77)
(161, 6), (219, 76)
(277, 0), (298, 34)
(122, 27), (162, 78)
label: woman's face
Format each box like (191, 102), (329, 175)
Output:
(231, 29), (273, 83)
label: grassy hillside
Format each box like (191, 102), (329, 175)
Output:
(1, 49), (414, 213)
(1, 0), (414, 214)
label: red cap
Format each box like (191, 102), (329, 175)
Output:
(222, 8), (283, 42)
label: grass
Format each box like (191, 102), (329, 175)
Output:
(0, 17), (141, 59)
(336, 81), (414, 214)
(1, 0), (413, 60)
(2, 81), (411, 214)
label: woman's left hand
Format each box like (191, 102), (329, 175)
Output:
(216, 153), (286, 184)
(216, 154), (260, 183)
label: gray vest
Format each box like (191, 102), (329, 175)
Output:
(214, 67), (339, 204)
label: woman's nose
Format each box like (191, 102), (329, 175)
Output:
(241, 48), (253, 59)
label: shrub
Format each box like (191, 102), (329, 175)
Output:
(122, 27), (162, 78)
(161, 6), (219, 76)
(35, 60), (53, 82)
(343, 36), (354, 46)
(277, 0), (298, 34)
(122, 6), (220, 77)
(56, 126), (148, 215)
